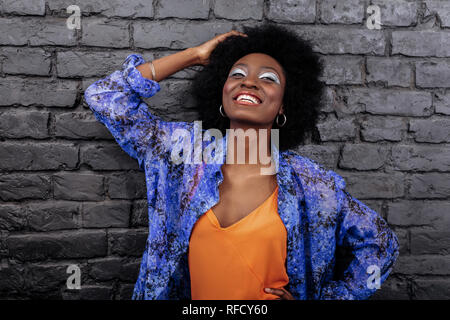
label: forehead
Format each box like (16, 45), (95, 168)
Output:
(232, 53), (285, 77)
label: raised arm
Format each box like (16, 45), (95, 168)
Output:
(84, 48), (199, 170)
(319, 171), (400, 300)
(84, 30), (247, 170)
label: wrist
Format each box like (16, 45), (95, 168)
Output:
(186, 47), (201, 66)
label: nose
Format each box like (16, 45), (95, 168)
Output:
(240, 75), (259, 89)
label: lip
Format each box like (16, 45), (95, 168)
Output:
(232, 90), (263, 104)
(233, 99), (261, 106)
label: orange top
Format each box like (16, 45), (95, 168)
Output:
(188, 186), (289, 300)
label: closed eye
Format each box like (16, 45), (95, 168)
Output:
(230, 70), (245, 77)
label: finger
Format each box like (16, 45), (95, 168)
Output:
(230, 30), (247, 37)
(268, 287), (294, 300)
(264, 288), (286, 297)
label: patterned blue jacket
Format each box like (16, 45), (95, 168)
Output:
(84, 53), (399, 300)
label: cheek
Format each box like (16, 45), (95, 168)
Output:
(266, 87), (283, 103)
(222, 80), (234, 97)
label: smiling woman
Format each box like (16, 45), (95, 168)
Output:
(84, 23), (399, 301)
(188, 23), (326, 152)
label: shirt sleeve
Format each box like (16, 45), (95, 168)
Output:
(84, 53), (190, 170)
(319, 171), (400, 300)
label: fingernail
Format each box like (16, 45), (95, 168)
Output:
(264, 288), (271, 292)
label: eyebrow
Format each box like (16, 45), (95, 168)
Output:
(233, 63), (281, 77)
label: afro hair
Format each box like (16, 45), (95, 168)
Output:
(187, 23), (326, 151)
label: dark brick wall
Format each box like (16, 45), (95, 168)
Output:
(0, 0), (449, 300)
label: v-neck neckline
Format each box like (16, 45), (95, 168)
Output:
(208, 186), (279, 231)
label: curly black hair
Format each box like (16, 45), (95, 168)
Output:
(187, 23), (326, 151)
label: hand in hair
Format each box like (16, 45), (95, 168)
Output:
(194, 30), (247, 66)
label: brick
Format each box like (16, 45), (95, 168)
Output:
(293, 145), (340, 171)
(55, 112), (111, 139)
(370, 276), (410, 300)
(119, 260), (140, 282)
(387, 200), (450, 230)
(316, 116), (357, 141)
(409, 118), (450, 143)
(267, 0), (316, 23)
(413, 279), (450, 299)
(344, 88), (432, 116)
(48, 0), (154, 18)
(141, 79), (197, 111)
(88, 257), (122, 281)
(214, 0), (263, 20)
(392, 145), (450, 171)
(394, 255), (450, 275)
(23, 262), (85, 293)
(366, 57), (411, 87)
(89, 257), (139, 283)
(360, 116), (405, 142)
(320, 87), (336, 113)
(28, 201), (80, 231)
(109, 229), (148, 256)
(54, 172), (104, 201)
(292, 26), (385, 55)
(6, 230), (107, 261)
(416, 60), (450, 88)
(0, 204), (27, 231)
(131, 200), (149, 227)
(320, 55), (363, 85)
(339, 144), (389, 170)
(82, 201), (130, 228)
(434, 92), (450, 115)
(0, 263), (26, 293)
(409, 173), (450, 199)
(62, 284), (112, 300)
(320, 0), (365, 24)
(411, 230), (450, 255)
(0, 110), (49, 139)
(80, 144), (142, 171)
(107, 172), (147, 199)
(119, 283), (135, 299)
(1, 47), (51, 76)
(392, 31), (450, 57)
(81, 18), (130, 48)
(1, 0), (45, 15)
(133, 20), (233, 49)
(58, 51), (135, 78)
(0, 17), (76, 46)
(0, 142), (78, 170)
(0, 77), (78, 107)
(372, 0), (418, 26)
(341, 172), (405, 199)
(425, 0), (450, 27)
(0, 174), (51, 201)
(157, 0), (210, 19)
(394, 228), (409, 255)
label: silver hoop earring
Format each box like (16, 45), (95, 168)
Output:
(219, 104), (227, 118)
(276, 113), (287, 127)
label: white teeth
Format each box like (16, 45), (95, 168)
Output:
(236, 94), (260, 104)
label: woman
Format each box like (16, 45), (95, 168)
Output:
(84, 23), (399, 300)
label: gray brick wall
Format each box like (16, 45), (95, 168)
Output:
(0, 0), (449, 300)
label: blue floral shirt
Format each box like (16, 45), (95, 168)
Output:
(84, 53), (399, 300)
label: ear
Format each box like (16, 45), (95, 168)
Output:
(279, 105), (284, 114)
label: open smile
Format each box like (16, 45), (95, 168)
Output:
(233, 99), (262, 106)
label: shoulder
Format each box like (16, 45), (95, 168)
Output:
(281, 149), (346, 192)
